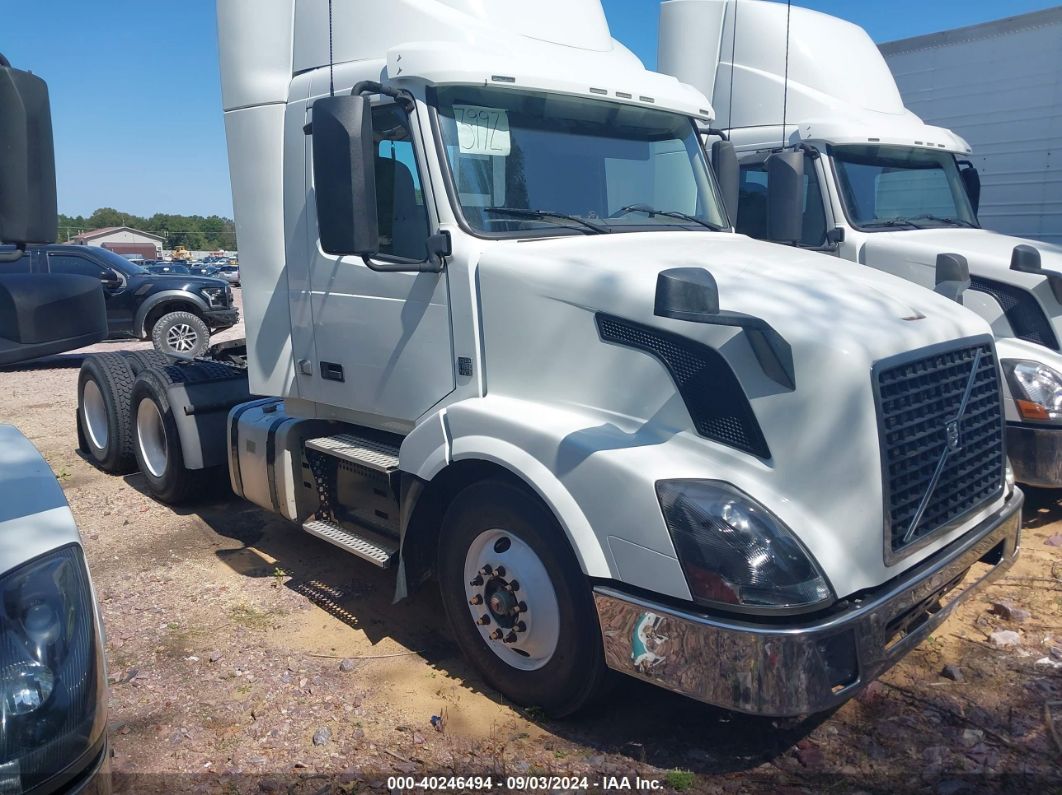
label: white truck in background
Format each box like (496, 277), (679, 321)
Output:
(659, 0), (1062, 488)
(74, 0), (1024, 718)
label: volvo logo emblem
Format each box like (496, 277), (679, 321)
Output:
(945, 419), (962, 452)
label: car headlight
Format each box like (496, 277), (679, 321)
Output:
(201, 286), (227, 308)
(0, 545), (106, 792)
(657, 480), (833, 613)
(1002, 360), (1062, 422)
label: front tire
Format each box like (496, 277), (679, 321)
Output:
(77, 354), (136, 473)
(437, 479), (608, 717)
(151, 311), (210, 357)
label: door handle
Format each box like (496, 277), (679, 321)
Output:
(320, 361), (345, 382)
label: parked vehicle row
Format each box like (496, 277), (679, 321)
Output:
(3, 244), (238, 357)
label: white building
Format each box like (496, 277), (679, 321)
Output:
(71, 226), (165, 260)
(881, 8), (1062, 245)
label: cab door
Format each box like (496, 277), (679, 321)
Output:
(303, 100), (454, 424)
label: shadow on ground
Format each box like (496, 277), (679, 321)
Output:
(117, 472), (827, 776)
(1021, 486), (1062, 529)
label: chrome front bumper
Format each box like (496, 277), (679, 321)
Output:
(1007, 423), (1062, 488)
(595, 491), (1023, 717)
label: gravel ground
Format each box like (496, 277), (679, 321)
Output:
(1, 292), (1059, 793)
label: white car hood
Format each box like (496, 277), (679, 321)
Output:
(0, 425), (83, 575)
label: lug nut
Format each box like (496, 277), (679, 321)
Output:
(469, 594), (483, 606)
(515, 621), (527, 633)
(480, 565), (493, 576)
(489, 629), (504, 640)
(494, 566), (506, 577)
(477, 615), (491, 625)
(505, 580), (520, 592)
(517, 601), (527, 613)
(469, 575), (483, 587)
(504, 631), (518, 644)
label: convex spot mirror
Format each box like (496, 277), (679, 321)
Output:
(0, 54), (57, 247)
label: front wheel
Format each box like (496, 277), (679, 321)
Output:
(437, 479), (608, 717)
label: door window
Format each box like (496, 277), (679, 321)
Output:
(47, 253), (106, 278)
(372, 104), (430, 261)
(737, 156), (827, 247)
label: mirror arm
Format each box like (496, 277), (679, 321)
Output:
(351, 81), (415, 112)
(362, 231), (451, 274)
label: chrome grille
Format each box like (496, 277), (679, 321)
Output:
(876, 341), (1005, 557)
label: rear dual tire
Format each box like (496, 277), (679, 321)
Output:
(77, 353), (137, 473)
(130, 367), (212, 505)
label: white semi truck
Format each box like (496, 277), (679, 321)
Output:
(659, 0), (1062, 488)
(75, 0), (1024, 718)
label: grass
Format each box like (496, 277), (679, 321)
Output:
(228, 603), (286, 630)
(665, 770), (696, 791)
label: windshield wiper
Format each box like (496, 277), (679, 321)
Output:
(483, 207), (610, 235)
(906, 214), (978, 228)
(614, 204), (723, 231)
(865, 214), (977, 230)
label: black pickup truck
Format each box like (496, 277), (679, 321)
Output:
(10, 244), (239, 356)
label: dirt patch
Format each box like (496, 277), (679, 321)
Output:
(1, 297), (1059, 793)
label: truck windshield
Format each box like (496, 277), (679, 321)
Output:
(433, 86), (728, 236)
(832, 145), (978, 231)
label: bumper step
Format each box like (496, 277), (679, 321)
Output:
(302, 518), (398, 568)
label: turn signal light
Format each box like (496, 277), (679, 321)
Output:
(1015, 399), (1051, 421)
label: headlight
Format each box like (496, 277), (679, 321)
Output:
(0, 546), (106, 792)
(1002, 360), (1062, 422)
(201, 286), (227, 308)
(657, 481), (833, 613)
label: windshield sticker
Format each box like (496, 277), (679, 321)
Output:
(453, 105), (511, 157)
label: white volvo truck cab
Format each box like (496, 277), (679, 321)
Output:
(76, 0), (1022, 718)
(659, 0), (1062, 488)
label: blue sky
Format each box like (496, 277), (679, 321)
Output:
(2, 0), (1059, 219)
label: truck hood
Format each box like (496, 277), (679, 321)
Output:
(861, 228), (1062, 301)
(481, 231), (991, 360)
(0, 425), (83, 576)
(472, 231), (1002, 598)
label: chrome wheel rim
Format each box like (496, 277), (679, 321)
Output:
(166, 323), (198, 353)
(82, 380), (108, 451)
(136, 398), (168, 478)
(463, 529), (560, 671)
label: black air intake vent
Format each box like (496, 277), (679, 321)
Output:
(969, 276), (1059, 351)
(875, 340), (1005, 559)
(596, 314), (770, 459)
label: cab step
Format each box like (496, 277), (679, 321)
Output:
(304, 433), (399, 474)
(302, 518), (398, 568)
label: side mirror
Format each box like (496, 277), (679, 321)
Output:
(100, 268), (121, 287)
(710, 140), (739, 226)
(934, 253), (970, 304)
(1011, 244), (1062, 302)
(311, 93), (378, 257)
(766, 150), (804, 244)
(958, 162), (981, 216)
(0, 54), (57, 247)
